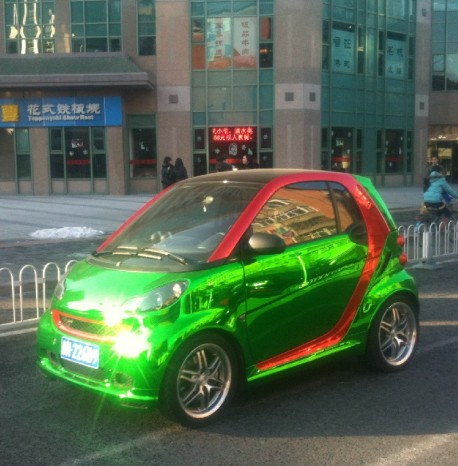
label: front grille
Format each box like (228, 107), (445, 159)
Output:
(60, 314), (118, 338)
(60, 359), (133, 390)
(61, 359), (107, 382)
(52, 309), (129, 342)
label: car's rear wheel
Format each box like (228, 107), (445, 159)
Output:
(366, 297), (419, 372)
(160, 334), (238, 427)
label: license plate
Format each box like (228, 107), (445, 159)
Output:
(61, 337), (100, 369)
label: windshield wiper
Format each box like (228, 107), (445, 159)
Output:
(92, 245), (139, 257)
(139, 247), (187, 265)
(93, 245), (187, 265)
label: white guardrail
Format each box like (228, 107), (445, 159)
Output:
(399, 219), (458, 266)
(1, 221), (458, 328)
(0, 260), (77, 328)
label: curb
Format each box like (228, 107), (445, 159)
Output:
(0, 319), (38, 337)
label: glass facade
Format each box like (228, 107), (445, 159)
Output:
(0, 128), (30, 180)
(430, 1), (458, 182)
(4, 0), (55, 53)
(128, 115), (157, 179)
(49, 127), (106, 180)
(71, 0), (121, 52)
(191, 0), (274, 174)
(432, 0), (458, 90)
(0, 0), (433, 194)
(321, 0), (416, 179)
(138, 0), (156, 55)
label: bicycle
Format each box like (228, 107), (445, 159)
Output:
(415, 202), (456, 232)
(414, 202), (457, 254)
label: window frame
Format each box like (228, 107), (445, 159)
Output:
(71, 0), (122, 53)
(251, 181), (366, 248)
(4, 0), (56, 54)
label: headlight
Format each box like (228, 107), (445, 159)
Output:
(122, 281), (188, 313)
(113, 330), (150, 358)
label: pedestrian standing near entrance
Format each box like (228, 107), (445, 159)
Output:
(215, 155), (233, 172)
(161, 156), (176, 190)
(174, 157), (188, 181)
(241, 154), (259, 169)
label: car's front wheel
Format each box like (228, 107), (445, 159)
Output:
(366, 297), (419, 372)
(160, 334), (238, 427)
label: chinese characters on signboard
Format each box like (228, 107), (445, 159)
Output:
(211, 126), (255, 142)
(386, 38), (405, 78)
(26, 101), (101, 123)
(332, 27), (355, 73)
(206, 17), (257, 69)
(207, 18), (232, 68)
(209, 126), (257, 164)
(233, 18), (257, 68)
(0, 97), (122, 128)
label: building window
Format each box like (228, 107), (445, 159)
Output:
(322, 20), (330, 70)
(129, 127), (157, 178)
(191, 0), (274, 176)
(331, 21), (356, 74)
(357, 26), (365, 74)
(192, 9), (273, 70)
(5, 0), (56, 54)
(384, 129), (404, 173)
(49, 127), (106, 179)
(138, 0), (156, 55)
(259, 16), (273, 68)
(377, 30), (411, 79)
(385, 32), (407, 79)
(331, 127), (352, 173)
(0, 128), (31, 179)
(71, 0), (121, 52)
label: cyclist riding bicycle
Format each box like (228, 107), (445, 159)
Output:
(423, 171), (458, 220)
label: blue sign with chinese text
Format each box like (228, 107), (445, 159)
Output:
(0, 96), (122, 128)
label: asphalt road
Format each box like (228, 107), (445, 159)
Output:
(1, 231), (458, 465)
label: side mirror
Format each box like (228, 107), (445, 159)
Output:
(346, 223), (368, 245)
(247, 232), (286, 255)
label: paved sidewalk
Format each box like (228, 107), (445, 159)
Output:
(0, 194), (152, 243)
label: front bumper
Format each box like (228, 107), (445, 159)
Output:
(36, 311), (162, 409)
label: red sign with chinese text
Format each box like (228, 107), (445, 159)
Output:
(210, 126), (255, 142)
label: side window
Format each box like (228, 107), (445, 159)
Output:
(330, 182), (367, 245)
(251, 181), (337, 246)
(329, 182), (365, 232)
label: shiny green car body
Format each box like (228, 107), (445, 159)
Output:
(37, 169), (419, 426)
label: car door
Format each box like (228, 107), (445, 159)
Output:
(244, 181), (368, 365)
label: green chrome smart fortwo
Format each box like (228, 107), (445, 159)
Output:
(37, 169), (419, 427)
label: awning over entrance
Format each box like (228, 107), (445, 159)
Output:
(0, 53), (154, 90)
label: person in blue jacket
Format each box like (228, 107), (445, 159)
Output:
(423, 171), (458, 219)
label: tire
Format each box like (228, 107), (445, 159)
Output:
(365, 297), (419, 372)
(160, 334), (238, 427)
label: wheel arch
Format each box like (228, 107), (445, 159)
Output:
(376, 290), (419, 317)
(363, 290), (420, 371)
(161, 328), (247, 391)
(365, 289), (419, 335)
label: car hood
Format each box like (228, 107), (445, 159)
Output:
(55, 260), (174, 314)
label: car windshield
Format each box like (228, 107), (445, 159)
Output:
(99, 181), (262, 264)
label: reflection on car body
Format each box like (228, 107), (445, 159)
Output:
(37, 169), (418, 427)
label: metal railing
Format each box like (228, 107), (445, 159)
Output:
(399, 219), (458, 266)
(1, 221), (458, 328)
(0, 261), (76, 327)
